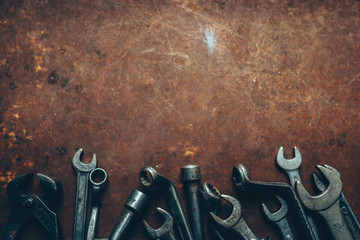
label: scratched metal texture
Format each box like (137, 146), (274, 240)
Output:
(0, 0), (359, 239)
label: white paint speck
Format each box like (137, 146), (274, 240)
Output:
(204, 27), (216, 54)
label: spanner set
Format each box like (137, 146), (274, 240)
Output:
(3, 146), (359, 240)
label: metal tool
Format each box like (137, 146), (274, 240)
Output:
(108, 189), (148, 240)
(199, 182), (226, 240)
(295, 165), (353, 240)
(143, 207), (176, 240)
(210, 194), (260, 240)
(181, 165), (204, 240)
(232, 163), (316, 240)
(140, 166), (194, 240)
(312, 164), (360, 239)
(276, 146), (319, 240)
(86, 168), (108, 240)
(261, 195), (295, 240)
(4, 173), (62, 240)
(72, 148), (97, 240)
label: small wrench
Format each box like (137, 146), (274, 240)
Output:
(276, 146), (319, 240)
(87, 168), (108, 240)
(312, 164), (360, 239)
(143, 207), (176, 240)
(262, 195), (295, 240)
(72, 148), (97, 240)
(295, 165), (353, 240)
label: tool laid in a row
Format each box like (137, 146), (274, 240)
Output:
(3, 146), (359, 240)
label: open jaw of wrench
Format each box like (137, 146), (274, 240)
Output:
(262, 195), (295, 240)
(87, 168), (108, 240)
(232, 163), (316, 240)
(276, 146), (319, 240)
(72, 148), (97, 240)
(296, 165), (353, 240)
(140, 166), (194, 240)
(312, 164), (360, 239)
(143, 207), (176, 240)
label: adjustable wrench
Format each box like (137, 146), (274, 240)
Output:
(72, 149), (97, 240)
(312, 164), (360, 239)
(296, 165), (353, 240)
(143, 207), (176, 240)
(276, 146), (319, 240)
(262, 195), (295, 240)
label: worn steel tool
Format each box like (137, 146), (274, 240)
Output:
(232, 163), (316, 240)
(86, 168), (108, 240)
(108, 189), (148, 240)
(296, 165), (353, 239)
(210, 194), (262, 240)
(199, 182), (226, 240)
(72, 148), (97, 240)
(143, 207), (176, 240)
(181, 165), (205, 240)
(312, 164), (360, 239)
(276, 146), (319, 240)
(140, 166), (194, 240)
(261, 195), (295, 240)
(4, 173), (62, 240)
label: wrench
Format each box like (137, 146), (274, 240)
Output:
(295, 165), (353, 240)
(140, 166), (194, 240)
(232, 163), (316, 240)
(312, 164), (360, 239)
(87, 168), (108, 240)
(276, 146), (319, 240)
(72, 148), (97, 240)
(261, 195), (295, 240)
(143, 207), (176, 240)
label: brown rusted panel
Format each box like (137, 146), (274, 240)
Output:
(0, 0), (359, 239)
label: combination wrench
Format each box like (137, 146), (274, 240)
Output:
(72, 148), (97, 240)
(143, 207), (176, 240)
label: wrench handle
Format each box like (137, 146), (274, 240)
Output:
(232, 218), (259, 240)
(73, 171), (91, 240)
(339, 193), (360, 239)
(275, 218), (296, 240)
(87, 206), (99, 240)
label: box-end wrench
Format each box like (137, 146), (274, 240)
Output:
(261, 195), (295, 240)
(312, 164), (360, 239)
(87, 168), (108, 240)
(232, 163), (316, 240)
(143, 207), (176, 240)
(276, 146), (319, 240)
(72, 149), (97, 240)
(295, 165), (353, 240)
(140, 166), (194, 240)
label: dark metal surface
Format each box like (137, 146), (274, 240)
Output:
(0, 1), (360, 239)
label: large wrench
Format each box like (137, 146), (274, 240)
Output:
(276, 146), (319, 240)
(312, 164), (360, 239)
(295, 165), (353, 240)
(72, 148), (97, 240)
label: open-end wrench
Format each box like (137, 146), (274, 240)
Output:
(143, 207), (176, 240)
(312, 164), (360, 239)
(232, 163), (316, 240)
(276, 146), (319, 240)
(72, 148), (97, 240)
(295, 165), (353, 240)
(87, 168), (108, 240)
(140, 166), (194, 240)
(209, 194), (262, 240)
(262, 195), (295, 240)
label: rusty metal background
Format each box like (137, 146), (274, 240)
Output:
(0, 0), (359, 239)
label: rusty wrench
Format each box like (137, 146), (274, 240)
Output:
(262, 195), (295, 240)
(296, 165), (353, 240)
(72, 148), (97, 240)
(143, 207), (176, 240)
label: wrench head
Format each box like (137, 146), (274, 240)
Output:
(276, 146), (302, 171)
(209, 194), (243, 229)
(72, 148), (97, 172)
(143, 207), (173, 238)
(261, 195), (288, 222)
(295, 165), (342, 211)
(139, 166), (168, 187)
(200, 182), (221, 206)
(232, 164), (251, 190)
